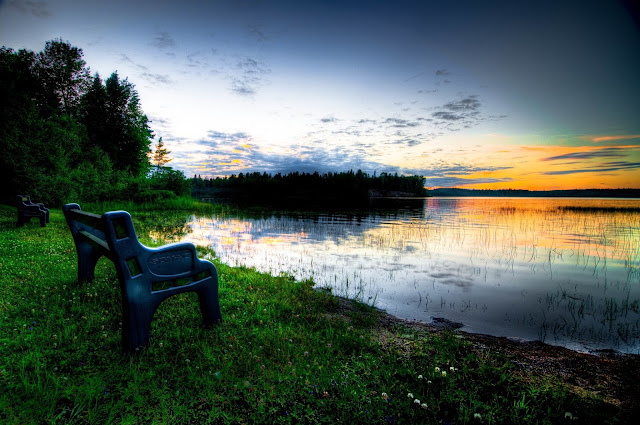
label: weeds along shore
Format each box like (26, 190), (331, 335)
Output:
(0, 203), (637, 424)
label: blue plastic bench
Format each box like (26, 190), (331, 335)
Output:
(63, 203), (222, 351)
(16, 195), (49, 227)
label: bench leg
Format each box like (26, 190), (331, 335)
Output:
(76, 244), (102, 283)
(122, 298), (157, 352)
(16, 212), (27, 227)
(197, 284), (223, 325)
(39, 215), (46, 227)
(122, 307), (154, 352)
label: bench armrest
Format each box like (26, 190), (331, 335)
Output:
(20, 203), (44, 212)
(143, 241), (212, 278)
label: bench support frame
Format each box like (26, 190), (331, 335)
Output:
(16, 195), (49, 227)
(63, 203), (222, 352)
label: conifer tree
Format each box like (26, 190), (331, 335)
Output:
(151, 137), (172, 170)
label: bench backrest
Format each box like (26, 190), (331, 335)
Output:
(63, 204), (197, 282)
(16, 195), (32, 208)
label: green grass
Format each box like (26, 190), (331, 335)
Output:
(0, 204), (629, 424)
(81, 195), (218, 214)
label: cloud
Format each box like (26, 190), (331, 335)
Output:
(443, 96), (481, 111)
(391, 138), (422, 147)
(119, 54), (145, 69)
(542, 162), (640, 175)
(421, 164), (512, 177)
(430, 95), (487, 129)
(230, 56), (270, 97)
(6, 0), (51, 17)
(148, 115), (171, 129)
(383, 118), (420, 128)
(247, 24), (268, 42)
(199, 131), (252, 148)
(186, 51), (207, 69)
(172, 128), (518, 188)
(435, 69), (449, 76)
(539, 146), (640, 175)
(431, 112), (463, 121)
(175, 129), (406, 177)
(424, 176), (513, 188)
(151, 32), (176, 50)
(403, 70), (427, 82)
(591, 134), (640, 143)
(541, 147), (629, 161)
(139, 72), (173, 85)
(321, 117), (338, 123)
(119, 54), (173, 85)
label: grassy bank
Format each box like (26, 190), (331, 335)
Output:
(0, 204), (636, 424)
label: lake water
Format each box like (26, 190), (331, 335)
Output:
(159, 198), (640, 354)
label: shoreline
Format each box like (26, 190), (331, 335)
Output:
(330, 295), (640, 413)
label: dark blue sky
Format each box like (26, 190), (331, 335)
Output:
(1, 0), (639, 188)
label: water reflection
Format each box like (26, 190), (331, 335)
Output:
(155, 198), (640, 354)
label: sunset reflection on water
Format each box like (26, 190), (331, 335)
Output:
(152, 198), (640, 353)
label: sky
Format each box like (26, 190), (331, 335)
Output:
(1, 0), (640, 189)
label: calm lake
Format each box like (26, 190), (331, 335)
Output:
(158, 197), (640, 354)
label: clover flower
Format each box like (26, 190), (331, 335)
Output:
(434, 366), (440, 372)
(407, 392), (414, 399)
(421, 403), (428, 410)
(441, 371), (447, 377)
(474, 413), (482, 419)
(418, 374), (423, 379)
(381, 392), (388, 400)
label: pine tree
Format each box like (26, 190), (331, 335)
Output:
(151, 137), (172, 170)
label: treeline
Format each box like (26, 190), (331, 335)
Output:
(192, 170), (427, 205)
(0, 39), (188, 206)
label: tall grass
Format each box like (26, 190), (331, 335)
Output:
(0, 204), (633, 424)
(82, 196), (217, 214)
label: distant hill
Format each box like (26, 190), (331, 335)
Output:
(427, 188), (640, 198)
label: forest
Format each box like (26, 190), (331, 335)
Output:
(191, 170), (427, 205)
(0, 39), (187, 206)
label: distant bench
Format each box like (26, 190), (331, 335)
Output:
(16, 195), (50, 227)
(63, 203), (222, 351)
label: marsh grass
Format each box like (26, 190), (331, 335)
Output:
(0, 205), (632, 424)
(557, 206), (640, 214)
(83, 196), (218, 214)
